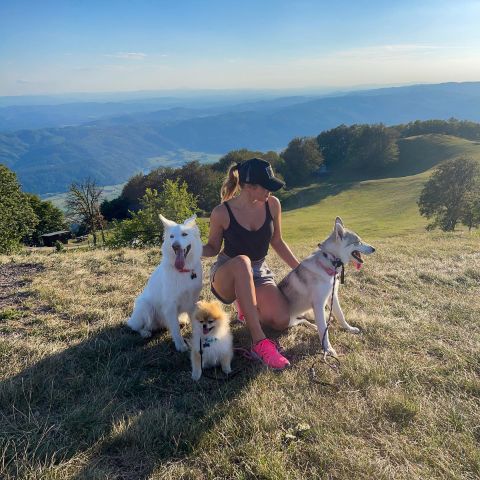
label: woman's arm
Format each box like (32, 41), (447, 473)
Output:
(269, 196), (300, 269)
(202, 205), (226, 258)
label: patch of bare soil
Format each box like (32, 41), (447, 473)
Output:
(0, 263), (44, 310)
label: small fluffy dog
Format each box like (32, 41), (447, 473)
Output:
(190, 300), (233, 381)
(127, 214), (202, 352)
(279, 217), (375, 357)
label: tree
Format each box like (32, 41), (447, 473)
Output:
(24, 194), (66, 245)
(280, 137), (324, 186)
(108, 179), (201, 247)
(0, 165), (38, 253)
(460, 190), (480, 231)
(66, 178), (105, 245)
(100, 196), (130, 221)
(175, 161), (223, 213)
(212, 149), (283, 174)
(345, 124), (399, 173)
(317, 124), (353, 170)
(418, 157), (480, 231)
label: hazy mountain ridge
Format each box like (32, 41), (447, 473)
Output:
(2, 82), (480, 195)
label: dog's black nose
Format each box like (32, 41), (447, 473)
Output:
(172, 242), (180, 252)
(371, 247), (376, 253)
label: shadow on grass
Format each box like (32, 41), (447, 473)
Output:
(281, 181), (355, 212)
(0, 324), (261, 479)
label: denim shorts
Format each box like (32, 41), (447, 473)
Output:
(210, 252), (276, 304)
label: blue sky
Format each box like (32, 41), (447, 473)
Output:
(1, 0), (480, 95)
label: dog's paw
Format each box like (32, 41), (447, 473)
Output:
(347, 326), (360, 334)
(192, 370), (202, 381)
(326, 346), (338, 358)
(140, 329), (152, 339)
(222, 365), (232, 375)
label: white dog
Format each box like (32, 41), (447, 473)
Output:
(279, 217), (375, 357)
(127, 214), (202, 352)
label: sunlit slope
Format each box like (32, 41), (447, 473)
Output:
(281, 174), (429, 243)
(281, 135), (480, 244)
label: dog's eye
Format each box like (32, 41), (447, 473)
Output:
(182, 232), (188, 237)
(170, 235), (174, 239)
(208, 320), (213, 324)
(322, 252), (327, 258)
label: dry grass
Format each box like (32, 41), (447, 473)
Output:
(1, 231), (479, 479)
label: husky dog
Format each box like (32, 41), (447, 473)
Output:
(127, 214), (202, 352)
(190, 300), (233, 381)
(279, 217), (375, 357)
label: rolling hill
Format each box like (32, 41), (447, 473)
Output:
(278, 135), (480, 242)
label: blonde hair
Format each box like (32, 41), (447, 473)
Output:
(220, 164), (241, 202)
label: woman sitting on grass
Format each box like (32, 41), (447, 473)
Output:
(202, 158), (300, 369)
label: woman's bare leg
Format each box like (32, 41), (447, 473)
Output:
(211, 255), (266, 343)
(255, 284), (290, 331)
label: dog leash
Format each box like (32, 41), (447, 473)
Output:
(319, 256), (343, 368)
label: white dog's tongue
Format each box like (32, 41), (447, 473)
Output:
(355, 262), (362, 270)
(175, 249), (185, 270)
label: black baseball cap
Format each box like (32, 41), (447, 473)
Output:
(237, 158), (285, 192)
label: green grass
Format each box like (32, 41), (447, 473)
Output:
(281, 173), (430, 244)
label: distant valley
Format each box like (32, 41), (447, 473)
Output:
(1, 81), (480, 196)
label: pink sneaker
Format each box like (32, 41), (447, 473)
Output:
(251, 338), (290, 370)
(235, 300), (246, 324)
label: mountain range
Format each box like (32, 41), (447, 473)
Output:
(1, 82), (480, 195)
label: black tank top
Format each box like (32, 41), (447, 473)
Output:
(223, 201), (274, 261)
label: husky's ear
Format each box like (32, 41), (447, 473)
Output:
(183, 214), (197, 228)
(334, 220), (345, 241)
(159, 214), (176, 229)
(335, 216), (344, 227)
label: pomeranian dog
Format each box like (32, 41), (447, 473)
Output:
(190, 300), (233, 381)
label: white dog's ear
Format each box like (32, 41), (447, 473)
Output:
(334, 219), (345, 241)
(335, 216), (344, 227)
(183, 214), (197, 227)
(159, 214), (176, 229)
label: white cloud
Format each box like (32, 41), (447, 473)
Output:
(105, 52), (147, 60)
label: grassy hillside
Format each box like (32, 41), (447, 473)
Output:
(0, 230), (478, 479)
(279, 134), (480, 243)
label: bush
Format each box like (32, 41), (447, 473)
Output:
(54, 240), (64, 252)
(107, 179), (204, 248)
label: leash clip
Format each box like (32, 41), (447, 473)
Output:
(332, 258), (345, 284)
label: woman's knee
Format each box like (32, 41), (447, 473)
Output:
(232, 255), (252, 278)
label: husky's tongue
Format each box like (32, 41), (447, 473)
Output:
(175, 249), (185, 270)
(355, 262), (362, 271)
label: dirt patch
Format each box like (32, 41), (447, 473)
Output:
(0, 262), (44, 310)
